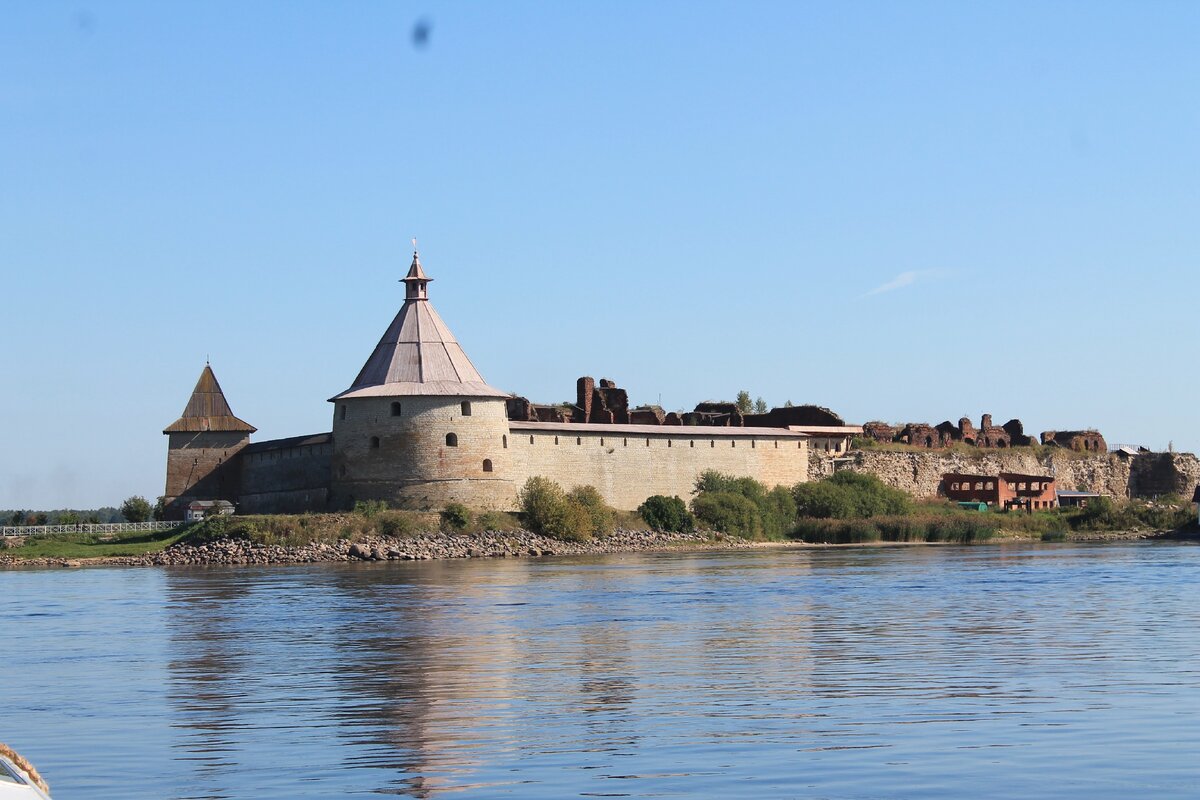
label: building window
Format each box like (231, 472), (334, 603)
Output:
(482, 459), (493, 472)
(339, 465), (347, 477)
(390, 401), (402, 417)
(690, 440), (694, 448)
(951, 483), (959, 491)
(369, 436), (380, 449)
(446, 433), (458, 447)
(646, 439), (651, 447)
(668, 440), (672, 447)
(751, 440), (756, 448)
(711, 440), (715, 448)
(340, 405), (347, 420)
(975, 482), (983, 490)
(503, 435), (508, 449)
(530, 435), (535, 445)
(624, 438), (628, 446)
(577, 437), (582, 445)
(732, 441), (736, 448)
(1018, 482), (1026, 490)
(986, 482), (994, 490)
(554, 436), (559, 445)
(461, 401), (472, 416)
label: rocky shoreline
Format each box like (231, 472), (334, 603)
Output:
(2, 526), (1190, 570)
(0, 528), (759, 569)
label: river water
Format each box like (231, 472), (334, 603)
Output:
(4, 543), (1200, 799)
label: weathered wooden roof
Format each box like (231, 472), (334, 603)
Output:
(164, 364), (257, 434)
(331, 254), (509, 400)
(241, 432), (332, 454)
(508, 421), (809, 438)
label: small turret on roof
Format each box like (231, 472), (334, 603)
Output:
(331, 248), (509, 400)
(164, 364), (257, 433)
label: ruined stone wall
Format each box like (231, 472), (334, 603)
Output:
(237, 439), (332, 514)
(819, 448), (1200, 500)
(508, 426), (810, 510)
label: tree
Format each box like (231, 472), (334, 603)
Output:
(152, 496), (168, 521)
(120, 495), (152, 523)
(9, 510), (26, 526)
(735, 390), (752, 414)
(784, 400), (794, 408)
(754, 397), (768, 414)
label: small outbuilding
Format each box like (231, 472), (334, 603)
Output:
(1057, 491), (1102, 509)
(185, 500), (235, 522)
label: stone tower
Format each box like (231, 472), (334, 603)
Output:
(163, 364), (256, 519)
(328, 249), (514, 510)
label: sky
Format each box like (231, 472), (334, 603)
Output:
(2, 1), (1198, 508)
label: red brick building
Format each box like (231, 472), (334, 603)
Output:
(943, 472), (1058, 510)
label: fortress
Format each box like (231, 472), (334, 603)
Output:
(162, 251), (833, 518)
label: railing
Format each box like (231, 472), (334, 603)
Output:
(0, 520), (186, 538)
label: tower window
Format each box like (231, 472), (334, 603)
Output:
(446, 433), (458, 447)
(390, 402), (402, 417)
(482, 459), (493, 472)
(503, 435), (508, 449)
(369, 436), (380, 449)
(461, 401), (472, 416)
(340, 405), (347, 421)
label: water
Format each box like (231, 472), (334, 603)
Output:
(4, 543), (1200, 799)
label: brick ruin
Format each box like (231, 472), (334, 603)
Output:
(507, 376), (847, 431)
(862, 413), (1099, 451)
(1041, 429), (1107, 453)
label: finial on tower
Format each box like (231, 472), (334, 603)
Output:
(402, 238), (432, 300)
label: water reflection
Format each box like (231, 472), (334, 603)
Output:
(22, 543), (1192, 799)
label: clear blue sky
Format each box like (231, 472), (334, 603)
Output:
(3, 2), (1197, 508)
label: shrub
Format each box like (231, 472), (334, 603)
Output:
(519, 477), (595, 541)
(693, 471), (799, 540)
(377, 511), (418, 537)
(440, 502), (472, 532)
(638, 495), (695, 532)
(793, 471), (911, 519)
(567, 485), (615, 537)
(120, 495), (153, 523)
(476, 510), (521, 532)
(760, 485), (798, 540)
(353, 499), (388, 518)
(692, 492), (762, 539)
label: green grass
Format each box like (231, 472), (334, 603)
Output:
(3, 526), (196, 559)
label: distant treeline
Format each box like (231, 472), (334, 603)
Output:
(3, 507), (124, 526)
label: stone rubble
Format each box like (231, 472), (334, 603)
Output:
(0, 528), (754, 569)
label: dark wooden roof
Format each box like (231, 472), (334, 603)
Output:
(242, 432), (332, 454)
(163, 364), (257, 434)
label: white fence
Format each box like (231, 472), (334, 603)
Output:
(1, 520), (186, 538)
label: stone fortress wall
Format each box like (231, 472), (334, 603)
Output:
(506, 423), (810, 511)
(237, 434), (333, 514)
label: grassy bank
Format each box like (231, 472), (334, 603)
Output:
(2, 526), (197, 559)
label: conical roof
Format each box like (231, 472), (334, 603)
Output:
(164, 364), (257, 433)
(331, 252), (509, 400)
